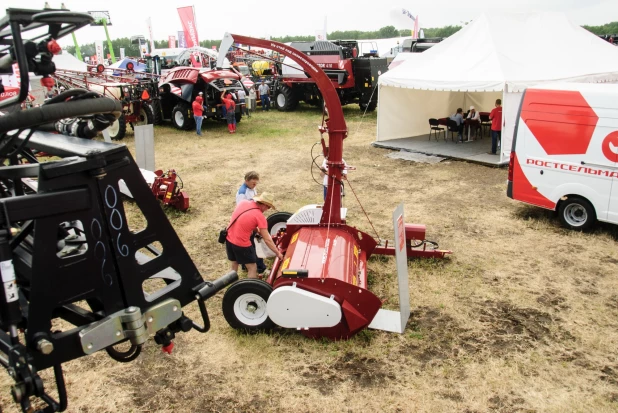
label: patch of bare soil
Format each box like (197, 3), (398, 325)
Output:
(299, 352), (396, 395)
(402, 302), (573, 365)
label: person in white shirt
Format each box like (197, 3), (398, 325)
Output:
(237, 88), (248, 117)
(257, 81), (270, 111)
(465, 105), (481, 142)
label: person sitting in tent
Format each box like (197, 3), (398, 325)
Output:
(464, 105), (481, 142)
(449, 108), (465, 142)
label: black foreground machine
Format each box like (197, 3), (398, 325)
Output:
(0, 8), (237, 412)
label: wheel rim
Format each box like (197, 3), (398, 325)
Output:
(564, 203), (587, 227)
(174, 111), (184, 127)
(136, 108), (148, 126)
(277, 94), (285, 107)
(108, 119), (120, 136)
(270, 222), (287, 237)
(233, 293), (268, 326)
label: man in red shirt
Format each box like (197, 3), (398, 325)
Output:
(192, 93), (205, 136)
(489, 98), (502, 155)
(226, 192), (283, 278)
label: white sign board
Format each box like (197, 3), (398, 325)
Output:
(368, 203), (411, 333)
(120, 48), (125, 59)
(95, 40), (104, 64)
(134, 124), (155, 171)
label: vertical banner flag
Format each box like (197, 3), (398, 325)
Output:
(177, 31), (186, 48)
(413, 15), (419, 39)
(147, 17), (155, 54)
(120, 48), (125, 59)
(177, 6), (199, 48)
(168, 35), (176, 48)
(315, 30), (326, 41)
(95, 40), (104, 64)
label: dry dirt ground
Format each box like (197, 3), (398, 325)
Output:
(2, 105), (618, 412)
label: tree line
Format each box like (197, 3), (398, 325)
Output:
(64, 22), (617, 59)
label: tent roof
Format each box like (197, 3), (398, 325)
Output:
(379, 12), (618, 92)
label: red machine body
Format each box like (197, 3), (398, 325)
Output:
(151, 169), (189, 212)
(220, 34), (450, 340)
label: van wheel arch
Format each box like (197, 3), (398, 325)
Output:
(556, 195), (597, 231)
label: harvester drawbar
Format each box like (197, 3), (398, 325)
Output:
(217, 34), (451, 340)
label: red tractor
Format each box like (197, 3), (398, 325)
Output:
(267, 39), (388, 112)
(158, 66), (247, 130)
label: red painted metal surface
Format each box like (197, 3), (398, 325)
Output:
(520, 89), (598, 155)
(151, 170), (190, 212)
(276, 227), (366, 288)
(273, 277), (382, 340)
(511, 153), (556, 209)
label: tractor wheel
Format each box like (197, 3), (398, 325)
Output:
(222, 279), (274, 332)
(132, 104), (154, 129)
(359, 101), (377, 112)
(150, 101), (163, 125)
(235, 112), (242, 124)
(558, 196), (596, 231)
(108, 115), (127, 140)
(267, 212), (292, 237)
(275, 85), (298, 112)
(171, 103), (194, 130)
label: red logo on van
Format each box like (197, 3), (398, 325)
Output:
(521, 90), (598, 155)
(602, 132), (618, 163)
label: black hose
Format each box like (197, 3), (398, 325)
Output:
(0, 98), (122, 133)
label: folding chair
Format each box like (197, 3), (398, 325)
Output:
(428, 118), (445, 141)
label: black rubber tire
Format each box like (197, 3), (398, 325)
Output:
(558, 196), (596, 231)
(267, 212), (293, 237)
(130, 104), (154, 130)
(108, 115), (127, 141)
(222, 279), (274, 332)
(275, 85), (298, 112)
(359, 101), (377, 112)
(171, 103), (194, 130)
(150, 101), (163, 125)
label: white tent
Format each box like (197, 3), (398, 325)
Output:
(376, 12), (618, 163)
(54, 52), (87, 71)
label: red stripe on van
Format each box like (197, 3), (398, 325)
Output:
(513, 153), (556, 209)
(521, 89), (598, 155)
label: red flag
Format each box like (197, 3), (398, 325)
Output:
(177, 6), (199, 48)
(413, 15), (419, 39)
(168, 36), (176, 48)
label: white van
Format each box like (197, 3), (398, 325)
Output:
(507, 83), (618, 230)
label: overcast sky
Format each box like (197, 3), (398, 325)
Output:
(7, 0), (618, 47)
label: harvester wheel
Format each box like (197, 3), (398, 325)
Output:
(150, 101), (163, 125)
(275, 85), (298, 112)
(359, 101), (377, 112)
(171, 103), (194, 130)
(133, 104), (154, 128)
(222, 279), (274, 332)
(108, 115), (127, 140)
(267, 212), (292, 237)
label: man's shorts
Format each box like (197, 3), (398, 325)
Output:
(226, 240), (257, 265)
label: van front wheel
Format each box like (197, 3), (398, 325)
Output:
(558, 197), (596, 231)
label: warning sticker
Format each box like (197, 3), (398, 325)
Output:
(4, 281), (17, 303)
(291, 232), (299, 244)
(1, 260), (15, 282)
